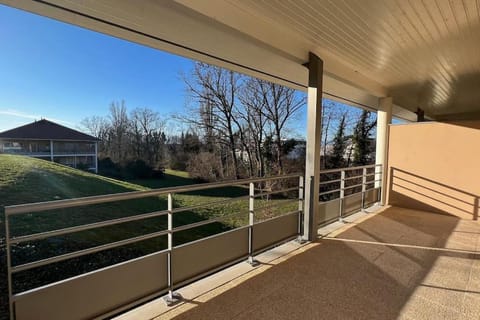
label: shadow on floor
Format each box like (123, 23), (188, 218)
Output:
(167, 207), (480, 320)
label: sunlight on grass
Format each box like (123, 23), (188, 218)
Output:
(0, 154), (298, 297)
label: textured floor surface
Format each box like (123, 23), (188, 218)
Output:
(125, 206), (480, 320)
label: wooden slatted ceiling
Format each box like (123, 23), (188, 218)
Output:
(230, 0), (480, 119)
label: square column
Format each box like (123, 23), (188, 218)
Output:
(50, 140), (54, 162)
(375, 97), (392, 205)
(303, 52), (323, 241)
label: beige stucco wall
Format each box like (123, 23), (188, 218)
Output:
(387, 121), (480, 220)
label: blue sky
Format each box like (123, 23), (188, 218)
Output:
(0, 4), (375, 138)
(0, 5), (194, 132)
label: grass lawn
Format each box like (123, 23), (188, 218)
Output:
(0, 154), (298, 319)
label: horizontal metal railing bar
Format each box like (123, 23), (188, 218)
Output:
(254, 199), (298, 212)
(11, 229), (169, 273)
(343, 183), (364, 191)
(254, 187), (299, 198)
(171, 218), (221, 233)
(9, 210), (169, 244)
(171, 195), (251, 214)
(319, 188), (341, 196)
(319, 178), (341, 185)
(342, 175), (364, 181)
(10, 192), (263, 244)
(367, 172), (382, 177)
(5, 174), (301, 215)
(319, 164), (380, 175)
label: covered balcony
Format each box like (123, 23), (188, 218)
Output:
(1, 1), (479, 319)
(117, 206), (480, 320)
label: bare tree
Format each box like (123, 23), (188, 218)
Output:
(79, 116), (109, 158)
(248, 79), (305, 174)
(108, 101), (129, 163)
(182, 62), (243, 179)
(239, 77), (269, 177)
(80, 116), (108, 139)
(130, 107), (165, 166)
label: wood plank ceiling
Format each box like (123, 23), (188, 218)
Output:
(229, 0), (480, 120)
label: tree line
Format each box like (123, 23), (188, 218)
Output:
(178, 62), (305, 180)
(81, 101), (168, 178)
(80, 62), (377, 181)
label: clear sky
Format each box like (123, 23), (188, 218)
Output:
(0, 4), (377, 139)
(0, 4), (194, 133)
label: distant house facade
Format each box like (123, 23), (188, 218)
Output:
(0, 119), (99, 172)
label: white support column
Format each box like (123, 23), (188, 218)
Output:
(375, 97), (392, 205)
(303, 52), (323, 241)
(50, 140), (54, 162)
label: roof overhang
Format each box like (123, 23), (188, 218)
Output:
(5, 0), (477, 122)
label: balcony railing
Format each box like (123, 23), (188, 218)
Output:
(4, 165), (382, 320)
(4, 174), (303, 320)
(318, 164), (382, 225)
(0, 151), (51, 156)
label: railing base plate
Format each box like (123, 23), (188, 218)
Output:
(295, 236), (307, 244)
(247, 257), (260, 267)
(163, 292), (182, 306)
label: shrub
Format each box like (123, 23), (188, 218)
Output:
(124, 159), (153, 179)
(98, 157), (122, 178)
(186, 152), (223, 182)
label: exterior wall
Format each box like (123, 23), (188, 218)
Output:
(387, 121), (480, 220)
(0, 139), (97, 172)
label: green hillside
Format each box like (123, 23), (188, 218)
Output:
(0, 155), (233, 316)
(0, 154), (296, 319)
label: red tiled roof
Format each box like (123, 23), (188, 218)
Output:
(0, 119), (99, 141)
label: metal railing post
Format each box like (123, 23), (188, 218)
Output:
(339, 170), (345, 222)
(297, 176), (305, 243)
(361, 167), (367, 211)
(164, 192), (181, 306)
(380, 164), (386, 204)
(5, 213), (14, 320)
(378, 164), (383, 203)
(248, 182), (258, 266)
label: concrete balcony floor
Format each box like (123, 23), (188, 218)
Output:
(117, 206), (480, 320)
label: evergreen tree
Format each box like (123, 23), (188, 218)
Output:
(329, 113), (347, 169)
(352, 110), (376, 165)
